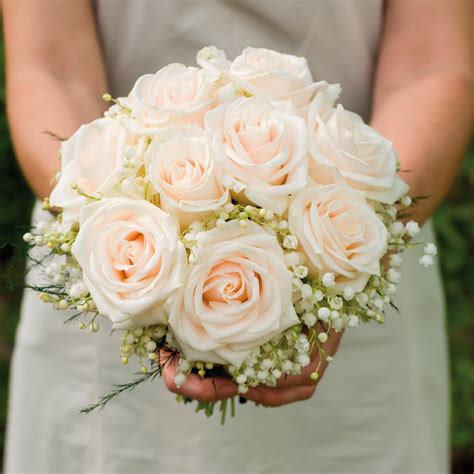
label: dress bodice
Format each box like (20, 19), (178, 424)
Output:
(95, 0), (383, 119)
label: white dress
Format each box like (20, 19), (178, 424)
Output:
(5, 1), (449, 473)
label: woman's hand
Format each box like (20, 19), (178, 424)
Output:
(162, 329), (342, 407)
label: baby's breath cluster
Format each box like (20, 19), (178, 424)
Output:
(119, 324), (170, 371)
(23, 199), (78, 253)
(181, 202), (298, 263)
(172, 326), (321, 394)
(22, 203), (100, 329)
(385, 196), (437, 268)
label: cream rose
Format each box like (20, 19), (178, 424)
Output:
(205, 96), (308, 214)
(72, 198), (186, 329)
(289, 184), (388, 292)
(308, 92), (409, 204)
(145, 124), (229, 229)
(128, 64), (218, 126)
(49, 118), (137, 220)
(198, 46), (340, 113)
(168, 220), (298, 367)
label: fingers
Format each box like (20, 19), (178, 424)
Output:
(162, 362), (238, 402)
(160, 328), (343, 405)
(243, 385), (316, 407)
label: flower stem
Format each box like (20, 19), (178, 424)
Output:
(220, 399), (227, 425)
(177, 395), (238, 424)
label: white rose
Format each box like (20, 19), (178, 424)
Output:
(145, 124), (229, 229)
(307, 92), (409, 204)
(49, 118), (137, 220)
(168, 220), (298, 367)
(289, 184), (388, 293)
(72, 198), (186, 329)
(198, 46), (341, 113)
(196, 45), (231, 75)
(205, 96), (308, 214)
(127, 64), (218, 126)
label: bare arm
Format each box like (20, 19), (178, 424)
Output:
(371, 0), (473, 223)
(2, 0), (108, 199)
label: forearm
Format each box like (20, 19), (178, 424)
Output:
(371, 0), (472, 224)
(7, 72), (107, 199)
(371, 71), (472, 223)
(3, 0), (108, 199)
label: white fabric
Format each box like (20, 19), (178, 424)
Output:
(5, 1), (449, 473)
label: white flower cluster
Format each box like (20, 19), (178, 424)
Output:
(21, 46), (438, 416)
(22, 206), (100, 329)
(119, 325), (168, 370)
(174, 329), (316, 394)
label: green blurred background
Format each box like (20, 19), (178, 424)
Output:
(0, 38), (472, 472)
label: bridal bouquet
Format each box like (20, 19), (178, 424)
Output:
(23, 46), (437, 421)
